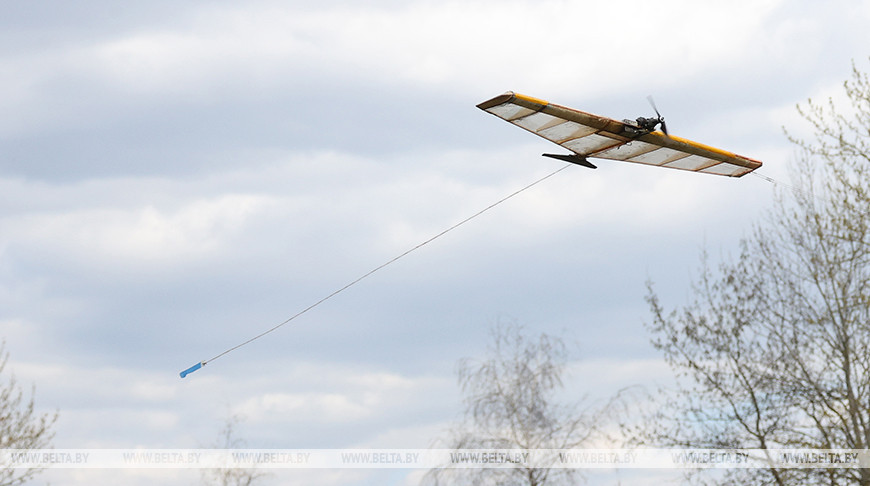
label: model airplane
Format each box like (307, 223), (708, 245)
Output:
(477, 92), (762, 177)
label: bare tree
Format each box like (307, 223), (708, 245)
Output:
(643, 58), (870, 485)
(424, 322), (628, 486)
(0, 343), (57, 486)
(201, 415), (268, 486)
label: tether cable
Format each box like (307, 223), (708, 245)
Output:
(180, 163), (573, 377)
(750, 170), (819, 202)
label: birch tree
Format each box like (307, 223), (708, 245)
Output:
(644, 58), (870, 486)
(424, 323), (628, 486)
(0, 343), (56, 486)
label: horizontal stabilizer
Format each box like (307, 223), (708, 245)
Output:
(543, 153), (597, 169)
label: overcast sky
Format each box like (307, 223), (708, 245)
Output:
(2, 0), (869, 484)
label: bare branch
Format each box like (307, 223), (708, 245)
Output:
(0, 342), (57, 486)
(645, 57), (870, 486)
(425, 321), (632, 486)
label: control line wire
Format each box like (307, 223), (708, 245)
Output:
(750, 170), (816, 201)
(179, 163), (573, 378)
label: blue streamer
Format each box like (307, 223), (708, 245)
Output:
(180, 361), (204, 378)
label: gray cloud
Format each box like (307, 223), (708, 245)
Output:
(1, 1), (868, 485)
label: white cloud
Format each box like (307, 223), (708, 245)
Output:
(2, 192), (275, 270)
(231, 362), (452, 428)
(1, 3), (868, 486)
(235, 391), (372, 423)
(566, 357), (674, 394)
(42, 469), (200, 486)
(0, 0), (799, 136)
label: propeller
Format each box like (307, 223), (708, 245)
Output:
(646, 95), (668, 136)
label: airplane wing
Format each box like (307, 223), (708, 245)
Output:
(477, 92), (762, 177)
